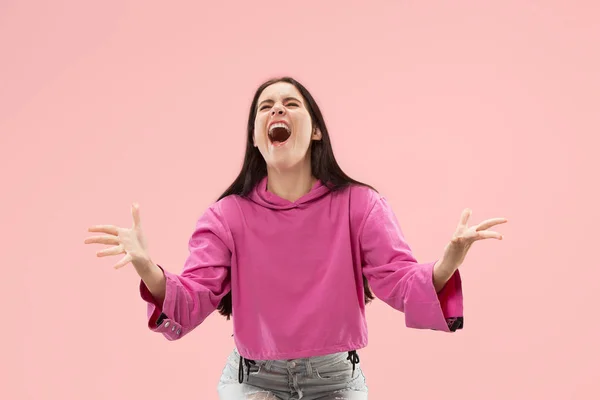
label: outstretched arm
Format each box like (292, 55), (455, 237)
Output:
(86, 202), (231, 340)
(360, 197), (463, 332)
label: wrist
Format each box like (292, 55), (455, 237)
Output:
(132, 254), (154, 274)
(433, 257), (458, 292)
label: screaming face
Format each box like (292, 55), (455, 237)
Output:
(253, 82), (322, 170)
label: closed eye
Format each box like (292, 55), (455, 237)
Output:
(259, 103), (299, 111)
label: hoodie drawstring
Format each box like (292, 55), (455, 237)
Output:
(238, 356), (256, 383)
(347, 350), (360, 377)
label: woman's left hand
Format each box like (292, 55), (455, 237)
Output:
(433, 208), (507, 291)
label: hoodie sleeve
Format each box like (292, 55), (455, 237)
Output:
(360, 196), (464, 332)
(139, 203), (232, 340)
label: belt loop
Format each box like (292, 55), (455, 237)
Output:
(265, 359), (273, 372)
(305, 357), (313, 377)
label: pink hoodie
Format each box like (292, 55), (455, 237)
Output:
(140, 178), (463, 360)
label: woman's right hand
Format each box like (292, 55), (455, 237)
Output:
(85, 203), (152, 271)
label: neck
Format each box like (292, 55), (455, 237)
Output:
(266, 161), (316, 202)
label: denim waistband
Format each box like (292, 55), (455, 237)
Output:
(234, 348), (360, 383)
(236, 348), (352, 369)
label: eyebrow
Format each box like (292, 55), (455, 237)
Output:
(257, 97), (302, 108)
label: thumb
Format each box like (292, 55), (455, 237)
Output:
(131, 202), (141, 227)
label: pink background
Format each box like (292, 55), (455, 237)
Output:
(2, 0), (599, 399)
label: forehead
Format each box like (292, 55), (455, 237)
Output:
(258, 82), (303, 103)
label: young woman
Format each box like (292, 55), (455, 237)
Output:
(85, 77), (507, 399)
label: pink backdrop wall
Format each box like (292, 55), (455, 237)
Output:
(2, 1), (599, 398)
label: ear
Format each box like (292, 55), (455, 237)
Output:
(252, 130), (257, 147)
(312, 126), (323, 141)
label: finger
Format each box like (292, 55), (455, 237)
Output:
(88, 225), (119, 235)
(84, 235), (119, 245)
(452, 229), (478, 243)
(96, 245), (124, 257)
(476, 218), (508, 231)
(114, 253), (132, 269)
(131, 203), (141, 228)
(476, 230), (503, 240)
(458, 208), (472, 227)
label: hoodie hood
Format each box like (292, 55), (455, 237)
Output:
(247, 176), (331, 210)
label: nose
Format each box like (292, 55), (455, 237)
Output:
(271, 104), (286, 116)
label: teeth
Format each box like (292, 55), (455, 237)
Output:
(269, 122), (290, 134)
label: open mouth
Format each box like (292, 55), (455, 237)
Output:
(268, 122), (291, 145)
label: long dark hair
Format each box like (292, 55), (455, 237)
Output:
(216, 76), (375, 319)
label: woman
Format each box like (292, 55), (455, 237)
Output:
(85, 77), (506, 399)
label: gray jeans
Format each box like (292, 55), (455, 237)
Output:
(217, 348), (369, 399)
